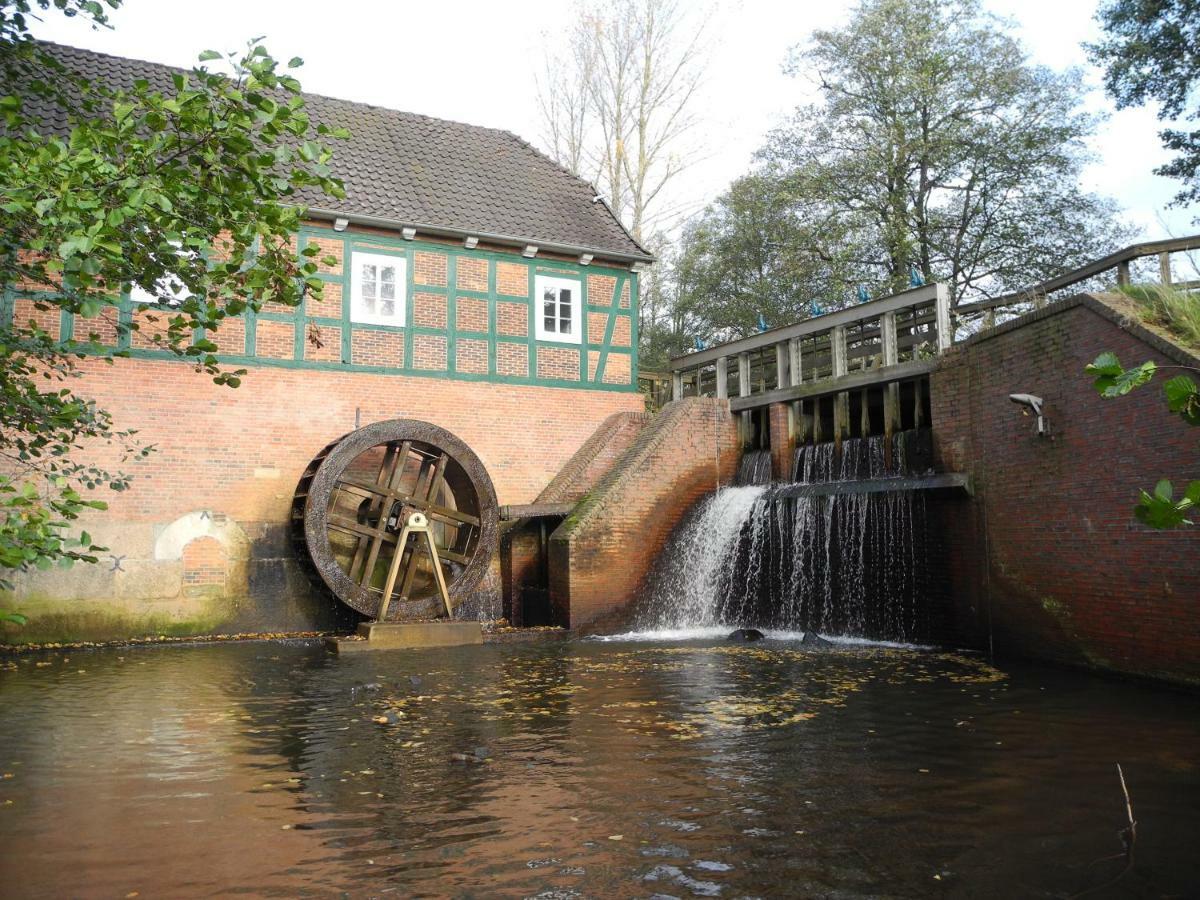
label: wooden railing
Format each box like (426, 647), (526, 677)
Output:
(954, 234), (1200, 322)
(669, 282), (951, 424)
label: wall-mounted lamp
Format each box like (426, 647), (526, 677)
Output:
(401, 227), (417, 241)
(464, 235), (479, 249)
(522, 244), (538, 258)
(1009, 393), (1049, 436)
(578, 253), (594, 266)
(333, 217), (349, 232)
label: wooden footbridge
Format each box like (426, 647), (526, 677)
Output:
(667, 234), (1200, 445)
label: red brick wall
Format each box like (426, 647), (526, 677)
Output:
(931, 294), (1200, 684)
(768, 402), (794, 481)
(549, 397), (741, 630)
(4, 356), (643, 638)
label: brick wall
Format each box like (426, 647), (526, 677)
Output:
(549, 397), (741, 630)
(931, 293), (1200, 684)
(5, 356), (644, 642)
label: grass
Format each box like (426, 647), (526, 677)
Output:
(1118, 284), (1200, 349)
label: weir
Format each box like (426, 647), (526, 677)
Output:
(636, 430), (960, 642)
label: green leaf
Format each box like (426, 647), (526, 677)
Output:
(1153, 479), (1173, 501)
(1163, 375), (1200, 426)
(288, 57), (304, 68)
(198, 50), (222, 62)
(1087, 354), (1156, 398)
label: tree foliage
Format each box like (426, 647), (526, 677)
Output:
(0, 0), (345, 591)
(1088, 0), (1200, 211)
(676, 0), (1129, 343)
(1086, 351), (1200, 527)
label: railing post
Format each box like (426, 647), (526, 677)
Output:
(881, 311), (900, 442)
(832, 325), (848, 441)
(1160, 251), (1172, 286)
(716, 355), (728, 399)
(1117, 260), (1131, 286)
(738, 352), (752, 446)
(934, 282), (952, 352)
(775, 341), (789, 389)
(672, 371), (683, 402)
(788, 337), (802, 384)
(789, 337), (804, 445)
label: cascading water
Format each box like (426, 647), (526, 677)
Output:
(736, 449), (773, 486)
(637, 431), (933, 641)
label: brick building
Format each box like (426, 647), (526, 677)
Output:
(4, 44), (651, 642)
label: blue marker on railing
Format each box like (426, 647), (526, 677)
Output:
(757, 312), (769, 332)
(909, 266), (925, 287)
(857, 285), (870, 304)
(810, 300), (825, 317)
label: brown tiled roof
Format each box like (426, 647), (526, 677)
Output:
(31, 42), (652, 262)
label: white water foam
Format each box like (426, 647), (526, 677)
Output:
(590, 627), (932, 650)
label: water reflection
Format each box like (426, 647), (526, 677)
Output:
(1, 639), (1198, 897)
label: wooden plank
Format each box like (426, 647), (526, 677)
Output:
(773, 472), (972, 499)
(729, 359), (937, 411)
(500, 502), (575, 520)
(955, 233), (1200, 316)
(670, 282), (942, 370)
(716, 355), (728, 399)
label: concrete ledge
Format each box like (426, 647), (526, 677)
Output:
(326, 620), (483, 652)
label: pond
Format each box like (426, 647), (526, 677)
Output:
(0, 636), (1197, 898)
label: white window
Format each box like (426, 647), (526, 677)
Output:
(535, 275), (581, 344)
(351, 251), (406, 327)
(129, 241), (196, 306)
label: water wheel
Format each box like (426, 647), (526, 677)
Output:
(292, 419), (499, 620)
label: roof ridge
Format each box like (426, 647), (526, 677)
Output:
(31, 39), (653, 262)
(37, 39), (516, 136)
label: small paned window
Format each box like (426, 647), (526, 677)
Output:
(129, 241), (197, 306)
(535, 275), (581, 344)
(351, 251), (406, 327)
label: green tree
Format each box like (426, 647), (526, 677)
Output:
(678, 0), (1128, 342)
(0, 0), (345, 597)
(1087, 350), (1200, 527)
(1088, 0), (1200, 212)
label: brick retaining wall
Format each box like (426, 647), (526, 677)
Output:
(932, 293), (1200, 684)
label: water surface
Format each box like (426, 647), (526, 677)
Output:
(1, 638), (1197, 897)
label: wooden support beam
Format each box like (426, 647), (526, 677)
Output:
(716, 355), (728, 399)
(738, 351), (752, 445)
(913, 376), (925, 429)
(934, 282), (952, 352)
(672, 371), (683, 402)
(1160, 251), (1172, 286)
(729, 359), (937, 411)
(776, 342), (789, 389)
(1117, 260), (1131, 286)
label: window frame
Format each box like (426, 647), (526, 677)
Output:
(534, 274), (582, 345)
(350, 250), (407, 328)
(128, 240), (199, 307)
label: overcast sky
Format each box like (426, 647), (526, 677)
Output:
(30, 0), (1198, 242)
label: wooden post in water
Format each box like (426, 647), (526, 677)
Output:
(716, 355), (728, 400)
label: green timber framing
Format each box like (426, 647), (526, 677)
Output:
(2, 221), (640, 393)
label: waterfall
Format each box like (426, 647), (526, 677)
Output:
(637, 431), (932, 641)
(736, 449), (773, 485)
